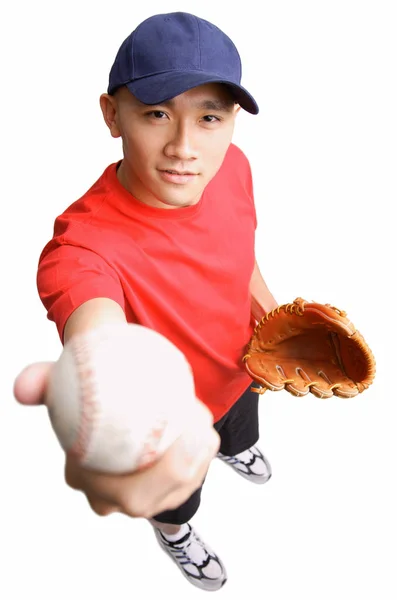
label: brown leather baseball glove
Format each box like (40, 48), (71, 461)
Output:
(242, 297), (375, 398)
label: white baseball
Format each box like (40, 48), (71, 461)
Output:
(45, 322), (203, 473)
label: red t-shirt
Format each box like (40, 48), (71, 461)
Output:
(37, 143), (257, 422)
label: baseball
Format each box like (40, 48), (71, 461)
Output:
(45, 322), (202, 473)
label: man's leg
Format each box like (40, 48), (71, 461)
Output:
(216, 382), (272, 483)
(149, 477), (227, 591)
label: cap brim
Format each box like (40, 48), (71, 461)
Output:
(117, 71), (259, 115)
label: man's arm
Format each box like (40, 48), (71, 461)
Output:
(249, 260), (278, 323)
(64, 297), (127, 343)
(14, 295), (220, 520)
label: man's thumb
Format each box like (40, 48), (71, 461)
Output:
(13, 362), (54, 406)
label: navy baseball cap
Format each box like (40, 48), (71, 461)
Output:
(108, 12), (259, 115)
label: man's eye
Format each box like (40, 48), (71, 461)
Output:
(148, 111), (167, 119)
(202, 115), (221, 123)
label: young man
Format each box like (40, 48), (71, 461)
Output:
(14, 12), (278, 592)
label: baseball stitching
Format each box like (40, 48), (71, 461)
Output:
(67, 335), (98, 463)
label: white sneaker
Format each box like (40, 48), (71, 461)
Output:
(217, 445), (272, 484)
(153, 523), (227, 591)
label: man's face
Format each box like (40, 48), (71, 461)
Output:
(100, 83), (240, 209)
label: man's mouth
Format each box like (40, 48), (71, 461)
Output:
(159, 169), (198, 184)
(162, 169), (196, 175)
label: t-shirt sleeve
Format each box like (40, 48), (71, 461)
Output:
(37, 240), (125, 343)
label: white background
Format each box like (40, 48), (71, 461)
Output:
(1, 1), (396, 599)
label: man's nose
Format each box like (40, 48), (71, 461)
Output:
(164, 123), (198, 161)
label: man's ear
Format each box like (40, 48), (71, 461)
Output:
(99, 93), (121, 138)
(234, 104), (242, 115)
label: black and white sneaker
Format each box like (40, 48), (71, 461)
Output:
(217, 445), (272, 484)
(153, 523), (227, 591)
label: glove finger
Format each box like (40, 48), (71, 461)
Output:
(278, 362), (334, 398)
(245, 356), (361, 399)
(296, 366), (335, 399)
(260, 361), (312, 397)
(278, 362), (312, 397)
(243, 354), (287, 393)
(317, 365), (360, 398)
(245, 357), (326, 397)
(290, 363), (360, 399)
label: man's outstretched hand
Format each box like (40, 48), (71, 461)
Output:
(13, 362), (220, 518)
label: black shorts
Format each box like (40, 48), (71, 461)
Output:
(152, 381), (260, 525)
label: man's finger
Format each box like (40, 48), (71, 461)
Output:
(13, 362), (54, 406)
